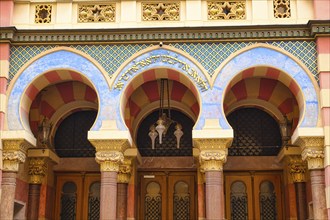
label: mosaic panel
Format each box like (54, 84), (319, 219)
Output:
(9, 41), (318, 83)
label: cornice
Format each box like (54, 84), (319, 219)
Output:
(1, 21), (329, 45)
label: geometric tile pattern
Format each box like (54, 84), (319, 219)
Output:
(9, 41), (318, 83)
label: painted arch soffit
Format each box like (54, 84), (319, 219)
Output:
(6, 47), (110, 132)
(212, 43), (319, 129)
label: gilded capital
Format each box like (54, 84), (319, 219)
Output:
(200, 149), (227, 171)
(117, 160), (132, 183)
(95, 151), (124, 172)
(89, 139), (130, 153)
(28, 157), (48, 184)
(2, 139), (33, 172)
(289, 157), (307, 182)
(295, 136), (324, 170)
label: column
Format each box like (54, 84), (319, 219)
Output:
(289, 156), (308, 220)
(194, 138), (231, 220)
(297, 137), (328, 219)
(0, 139), (31, 220)
(27, 157), (47, 220)
(90, 137), (130, 220)
(117, 159), (131, 220)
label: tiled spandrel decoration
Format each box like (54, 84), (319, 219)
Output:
(208, 1), (246, 20)
(274, 0), (291, 18)
(78, 4), (116, 22)
(142, 2), (180, 21)
(35, 5), (52, 23)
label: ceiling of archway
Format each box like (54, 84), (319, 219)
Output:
(29, 81), (98, 136)
(124, 79), (199, 131)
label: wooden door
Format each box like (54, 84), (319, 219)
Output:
(139, 171), (196, 220)
(54, 173), (100, 220)
(225, 172), (283, 220)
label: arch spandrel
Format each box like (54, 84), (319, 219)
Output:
(212, 44), (320, 130)
(6, 47), (111, 132)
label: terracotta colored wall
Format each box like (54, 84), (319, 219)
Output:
(313, 0), (330, 20)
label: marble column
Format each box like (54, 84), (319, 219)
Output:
(298, 137), (328, 220)
(289, 157), (308, 220)
(116, 159), (131, 220)
(27, 157), (47, 220)
(194, 136), (231, 220)
(0, 139), (30, 220)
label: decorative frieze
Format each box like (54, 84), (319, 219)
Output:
(78, 4), (115, 22)
(142, 2), (180, 21)
(35, 5), (52, 23)
(274, 0), (291, 18)
(28, 158), (47, 184)
(289, 157), (307, 182)
(208, 1), (246, 20)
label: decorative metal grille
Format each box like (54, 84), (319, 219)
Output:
(55, 111), (97, 157)
(88, 182), (100, 220)
(145, 182), (162, 220)
(142, 2), (180, 21)
(35, 5), (52, 23)
(60, 182), (77, 220)
(274, 0), (291, 18)
(137, 110), (194, 157)
(9, 41), (318, 83)
(260, 181), (277, 220)
(208, 1), (246, 20)
(173, 181), (190, 220)
(230, 181), (248, 220)
(227, 108), (282, 156)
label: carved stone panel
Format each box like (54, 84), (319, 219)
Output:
(78, 4), (116, 22)
(142, 2), (180, 21)
(208, 1), (246, 20)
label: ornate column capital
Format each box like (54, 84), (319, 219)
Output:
(117, 159), (132, 183)
(194, 138), (232, 151)
(295, 137), (325, 170)
(288, 156), (307, 182)
(89, 139), (130, 153)
(95, 151), (124, 172)
(28, 157), (47, 184)
(2, 139), (33, 172)
(200, 149), (228, 171)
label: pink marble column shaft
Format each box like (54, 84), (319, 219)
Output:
(116, 183), (127, 220)
(27, 184), (41, 220)
(100, 171), (118, 220)
(0, 172), (17, 220)
(205, 171), (224, 220)
(310, 170), (327, 219)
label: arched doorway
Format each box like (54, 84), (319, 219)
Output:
(121, 71), (201, 219)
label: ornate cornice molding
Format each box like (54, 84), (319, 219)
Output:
(1, 21), (329, 44)
(2, 139), (34, 172)
(28, 157), (48, 184)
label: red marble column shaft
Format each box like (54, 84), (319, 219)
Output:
(294, 182), (307, 220)
(310, 170), (328, 219)
(205, 171), (224, 220)
(27, 184), (41, 220)
(116, 183), (127, 220)
(0, 172), (17, 220)
(100, 171), (118, 220)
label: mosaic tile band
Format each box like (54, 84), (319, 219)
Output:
(9, 41), (317, 83)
